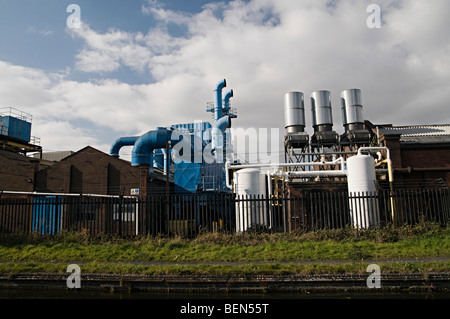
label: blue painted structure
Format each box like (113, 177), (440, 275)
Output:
(110, 79), (237, 194)
(32, 196), (62, 235)
(110, 136), (139, 158)
(0, 115), (32, 142)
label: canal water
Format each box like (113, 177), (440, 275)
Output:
(0, 287), (448, 299)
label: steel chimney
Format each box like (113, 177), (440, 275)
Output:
(341, 89), (364, 131)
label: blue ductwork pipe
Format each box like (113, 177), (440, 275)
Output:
(153, 149), (165, 170)
(214, 79), (227, 122)
(131, 129), (202, 167)
(131, 130), (176, 167)
(153, 127), (168, 170)
(223, 89), (233, 113)
(212, 115), (232, 152)
(110, 136), (139, 158)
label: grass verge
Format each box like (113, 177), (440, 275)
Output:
(0, 223), (449, 275)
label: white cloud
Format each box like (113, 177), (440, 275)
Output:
(142, 0), (193, 26)
(31, 120), (106, 153)
(27, 26), (55, 37)
(69, 0), (450, 129)
(0, 61), (212, 154)
(69, 24), (153, 73)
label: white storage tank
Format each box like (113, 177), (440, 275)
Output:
(234, 168), (267, 233)
(346, 154), (380, 229)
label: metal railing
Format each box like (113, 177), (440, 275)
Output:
(0, 194), (138, 237)
(0, 107), (33, 122)
(1, 188), (449, 237)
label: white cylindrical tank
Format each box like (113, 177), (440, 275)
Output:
(347, 155), (380, 229)
(234, 168), (267, 233)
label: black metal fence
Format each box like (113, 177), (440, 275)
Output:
(0, 195), (138, 237)
(1, 188), (449, 237)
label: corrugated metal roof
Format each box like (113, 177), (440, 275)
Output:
(380, 125), (450, 144)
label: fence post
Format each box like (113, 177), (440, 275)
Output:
(118, 195), (123, 236)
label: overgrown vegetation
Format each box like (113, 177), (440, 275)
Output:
(0, 223), (449, 275)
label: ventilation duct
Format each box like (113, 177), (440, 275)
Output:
(341, 89), (364, 131)
(340, 89), (371, 146)
(310, 90), (338, 148)
(284, 92), (305, 134)
(284, 92), (309, 149)
(311, 90), (333, 133)
(223, 89), (233, 114)
(110, 136), (139, 158)
(213, 79), (227, 122)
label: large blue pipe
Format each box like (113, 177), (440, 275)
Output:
(131, 129), (202, 167)
(212, 115), (231, 151)
(214, 79), (227, 122)
(153, 127), (167, 170)
(223, 89), (233, 113)
(110, 136), (139, 158)
(131, 130), (176, 167)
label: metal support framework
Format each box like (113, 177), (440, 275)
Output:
(0, 136), (42, 158)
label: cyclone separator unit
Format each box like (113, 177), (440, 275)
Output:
(110, 79), (237, 194)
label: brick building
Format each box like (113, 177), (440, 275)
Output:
(366, 122), (450, 186)
(0, 150), (52, 192)
(1, 146), (171, 197)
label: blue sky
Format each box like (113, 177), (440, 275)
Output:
(0, 0), (216, 83)
(0, 0), (449, 161)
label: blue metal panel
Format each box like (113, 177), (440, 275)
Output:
(0, 117), (7, 135)
(0, 116), (31, 142)
(32, 196), (62, 235)
(153, 149), (165, 170)
(174, 162), (202, 193)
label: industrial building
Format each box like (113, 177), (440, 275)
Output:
(0, 107), (172, 197)
(109, 79), (237, 194)
(0, 145), (171, 196)
(0, 81), (449, 236)
(366, 122), (450, 186)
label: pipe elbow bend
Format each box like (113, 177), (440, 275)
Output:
(213, 116), (232, 133)
(214, 79), (227, 92)
(110, 136), (139, 158)
(223, 89), (234, 111)
(131, 130), (173, 166)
